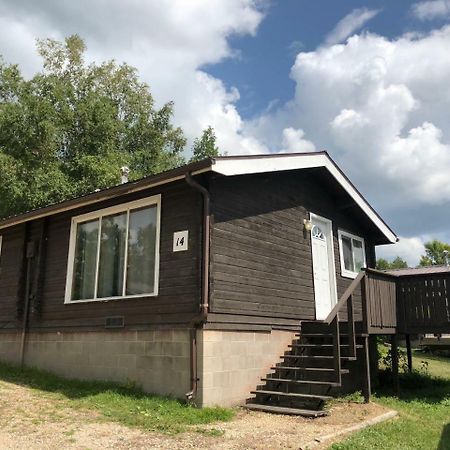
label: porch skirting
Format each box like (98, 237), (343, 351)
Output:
(0, 328), (295, 407)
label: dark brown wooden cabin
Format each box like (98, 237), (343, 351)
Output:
(1, 152), (448, 415)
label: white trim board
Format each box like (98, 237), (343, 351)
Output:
(211, 153), (397, 244)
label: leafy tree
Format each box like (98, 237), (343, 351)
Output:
(190, 126), (219, 162)
(0, 35), (186, 219)
(419, 240), (450, 266)
(376, 257), (408, 270)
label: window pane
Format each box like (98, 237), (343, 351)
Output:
(353, 239), (365, 272)
(341, 235), (354, 272)
(72, 219), (99, 300)
(126, 205), (157, 295)
(97, 212), (127, 298)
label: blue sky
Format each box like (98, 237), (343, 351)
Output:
(206, 0), (434, 119)
(1, 0), (450, 265)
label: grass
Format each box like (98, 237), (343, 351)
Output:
(0, 361), (234, 434)
(330, 350), (450, 450)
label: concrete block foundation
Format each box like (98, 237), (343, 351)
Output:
(198, 329), (296, 407)
(0, 328), (295, 407)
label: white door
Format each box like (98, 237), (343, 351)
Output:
(310, 214), (337, 320)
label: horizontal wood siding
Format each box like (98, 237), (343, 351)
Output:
(0, 180), (202, 332)
(0, 224), (26, 329)
(209, 171), (376, 323)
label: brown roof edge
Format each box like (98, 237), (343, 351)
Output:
(0, 158), (214, 230)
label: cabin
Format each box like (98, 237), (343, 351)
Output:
(0, 152), (449, 416)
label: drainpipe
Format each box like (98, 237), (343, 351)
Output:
(184, 172), (211, 402)
(19, 241), (35, 367)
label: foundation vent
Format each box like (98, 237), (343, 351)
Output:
(105, 316), (125, 328)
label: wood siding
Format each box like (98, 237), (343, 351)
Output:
(0, 224), (26, 329)
(209, 171), (376, 324)
(0, 180), (202, 332)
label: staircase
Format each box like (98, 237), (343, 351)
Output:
(246, 272), (371, 417)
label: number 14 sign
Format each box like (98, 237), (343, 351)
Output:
(173, 230), (189, 252)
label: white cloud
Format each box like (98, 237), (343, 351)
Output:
(281, 127), (316, 153)
(0, 0), (267, 154)
(249, 26), (450, 212)
(412, 0), (450, 20)
(376, 236), (425, 267)
(325, 8), (380, 45)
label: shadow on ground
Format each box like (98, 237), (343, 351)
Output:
(438, 423), (450, 450)
(0, 360), (165, 402)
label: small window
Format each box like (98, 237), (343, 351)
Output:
(338, 230), (366, 278)
(65, 196), (161, 303)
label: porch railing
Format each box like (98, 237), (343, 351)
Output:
(396, 273), (450, 334)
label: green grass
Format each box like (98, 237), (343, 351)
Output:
(330, 351), (450, 450)
(0, 361), (234, 434)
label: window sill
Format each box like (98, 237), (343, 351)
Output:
(64, 292), (158, 304)
(341, 270), (358, 279)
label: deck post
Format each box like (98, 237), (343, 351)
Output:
(405, 334), (412, 372)
(362, 335), (371, 403)
(391, 334), (399, 394)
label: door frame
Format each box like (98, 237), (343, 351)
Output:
(310, 212), (338, 319)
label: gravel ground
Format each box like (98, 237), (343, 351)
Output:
(0, 379), (393, 449)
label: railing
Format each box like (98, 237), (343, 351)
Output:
(397, 273), (450, 334)
(324, 268), (398, 395)
(364, 268), (397, 333)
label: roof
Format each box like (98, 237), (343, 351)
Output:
(385, 265), (450, 276)
(0, 151), (397, 243)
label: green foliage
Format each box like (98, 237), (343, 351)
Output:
(190, 125), (220, 162)
(419, 239), (450, 266)
(0, 35), (186, 219)
(376, 257), (408, 270)
(0, 361), (234, 434)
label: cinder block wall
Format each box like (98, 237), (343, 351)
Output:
(0, 329), (191, 399)
(197, 329), (296, 407)
(0, 332), (21, 365)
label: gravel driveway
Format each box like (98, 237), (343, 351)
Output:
(0, 379), (392, 449)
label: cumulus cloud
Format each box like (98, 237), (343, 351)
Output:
(250, 26), (450, 211)
(376, 236), (425, 267)
(324, 8), (380, 45)
(0, 0), (267, 153)
(412, 0), (450, 20)
(281, 127), (316, 153)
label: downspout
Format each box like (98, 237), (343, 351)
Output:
(184, 172), (211, 402)
(19, 241), (35, 367)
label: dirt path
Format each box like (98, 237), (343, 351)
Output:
(0, 379), (392, 449)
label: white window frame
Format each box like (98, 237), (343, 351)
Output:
(338, 229), (366, 279)
(64, 195), (161, 304)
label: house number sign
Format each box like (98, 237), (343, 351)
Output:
(173, 230), (189, 252)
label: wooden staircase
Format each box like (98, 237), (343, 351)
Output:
(246, 272), (372, 417)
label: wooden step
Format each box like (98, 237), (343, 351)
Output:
(251, 390), (333, 401)
(271, 366), (349, 374)
(289, 343), (363, 349)
(244, 403), (328, 417)
(297, 332), (369, 338)
(282, 355), (354, 360)
(262, 378), (339, 386)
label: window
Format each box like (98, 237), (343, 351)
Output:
(338, 230), (366, 278)
(65, 196), (161, 303)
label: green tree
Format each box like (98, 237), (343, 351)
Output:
(419, 240), (450, 266)
(376, 256), (408, 270)
(0, 35), (186, 219)
(190, 126), (219, 162)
